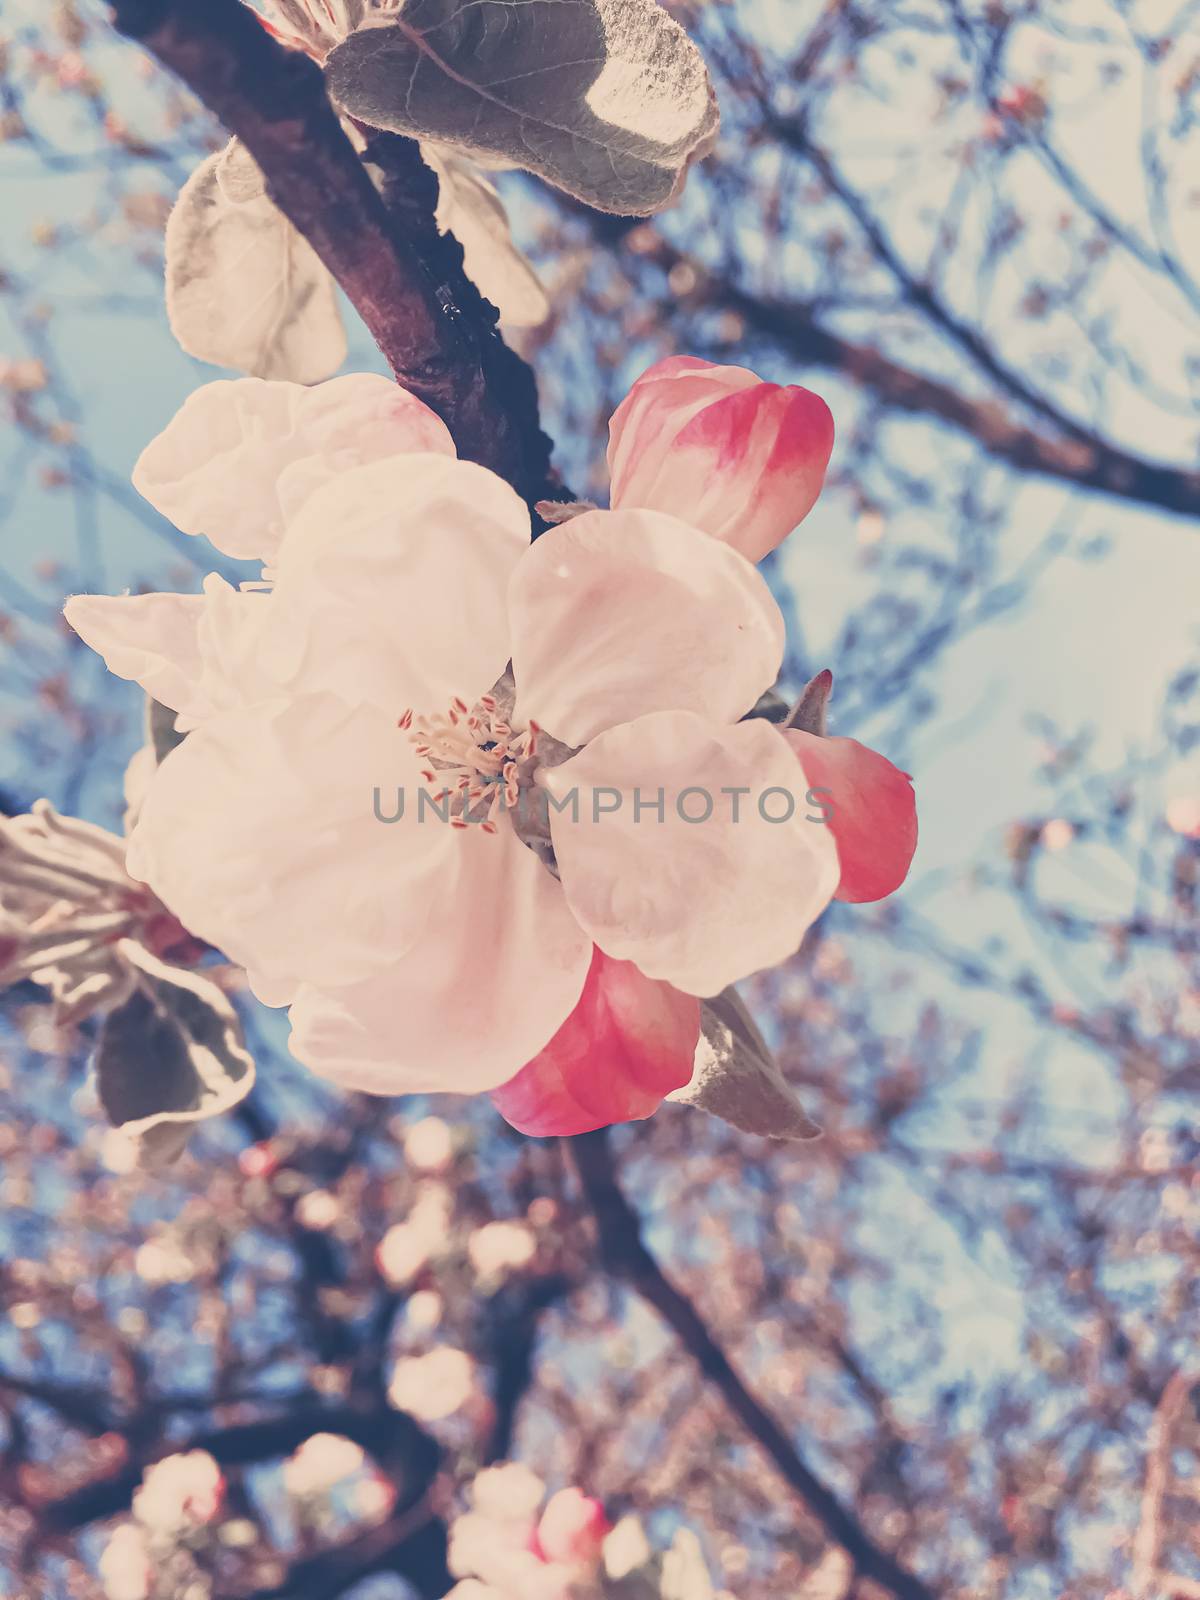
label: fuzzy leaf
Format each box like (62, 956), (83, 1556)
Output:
(165, 139), (346, 382)
(94, 942), (255, 1166)
(670, 986), (821, 1141)
(326, 0), (719, 216)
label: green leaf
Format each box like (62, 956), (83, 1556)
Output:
(326, 0), (719, 216)
(94, 942), (255, 1166)
(670, 986), (822, 1141)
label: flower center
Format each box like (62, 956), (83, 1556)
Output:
(399, 694), (540, 834)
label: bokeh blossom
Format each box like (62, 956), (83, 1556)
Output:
(447, 1463), (610, 1600)
(132, 1450), (224, 1533)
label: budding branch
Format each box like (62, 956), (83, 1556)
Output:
(106, 0), (559, 512)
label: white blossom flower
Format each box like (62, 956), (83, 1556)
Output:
(99, 1524), (152, 1600)
(468, 1220), (537, 1279)
(403, 1115), (454, 1173)
(132, 1450), (223, 1533)
(282, 1433), (366, 1497)
(66, 375), (840, 1130)
(387, 1346), (476, 1420)
(448, 1464), (610, 1600)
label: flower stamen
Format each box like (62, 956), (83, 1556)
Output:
(399, 695), (539, 832)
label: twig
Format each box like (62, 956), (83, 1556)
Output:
(1131, 1370), (1199, 1598)
(567, 1128), (939, 1600)
(576, 209), (1200, 519)
(104, 0), (558, 510)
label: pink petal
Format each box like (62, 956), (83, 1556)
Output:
(288, 823), (592, 1097)
(543, 711), (840, 997)
(509, 508), (784, 748)
(784, 731), (917, 903)
(607, 355), (834, 562)
(491, 947), (699, 1137)
(133, 373), (455, 563)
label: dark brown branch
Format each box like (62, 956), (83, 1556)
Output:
(483, 1273), (575, 1464)
(581, 212), (1200, 520)
(567, 1128), (940, 1600)
(105, 0), (558, 510)
(35, 1402), (439, 1534)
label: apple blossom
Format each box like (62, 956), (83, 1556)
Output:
(282, 1432), (366, 1497)
(404, 1114), (455, 1172)
(607, 355), (835, 563)
(99, 1524), (152, 1600)
(448, 1464), (608, 1600)
(132, 1450), (224, 1533)
(467, 1218), (538, 1278)
(66, 366), (915, 1139)
(535, 1488), (611, 1569)
(387, 1346), (477, 1420)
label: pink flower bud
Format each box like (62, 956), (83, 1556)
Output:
(608, 356), (834, 563)
(534, 1488), (611, 1569)
(785, 731), (917, 904)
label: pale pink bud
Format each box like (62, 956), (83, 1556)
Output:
(534, 1488), (611, 1569)
(607, 356), (834, 563)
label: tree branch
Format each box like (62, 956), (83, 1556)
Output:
(567, 1128), (940, 1600)
(580, 211), (1200, 519)
(35, 1402), (440, 1534)
(105, 0), (558, 510)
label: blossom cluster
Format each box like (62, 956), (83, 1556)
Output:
(67, 356), (916, 1135)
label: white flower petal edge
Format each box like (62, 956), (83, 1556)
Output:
(271, 454), (530, 716)
(288, 822), (593, 1096)
(508, 509), (785, 748)
(64, 591), (207, 720)
(126, 694), (452, 1004)
(64, 577), (274, 730)
(542, 710), (840, 997)
(133, 373), (455, 563)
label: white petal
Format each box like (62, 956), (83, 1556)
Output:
(544, 710), (839, 996)
(65, 580), (277, 732)
(65, 592), (205, 717)
(288, 822), (591, 1096)
(271, 454), (529, 715)
(509, 510), (784, 747)
(133, 373), (455, 563)
(126, 694), (452, 1001)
